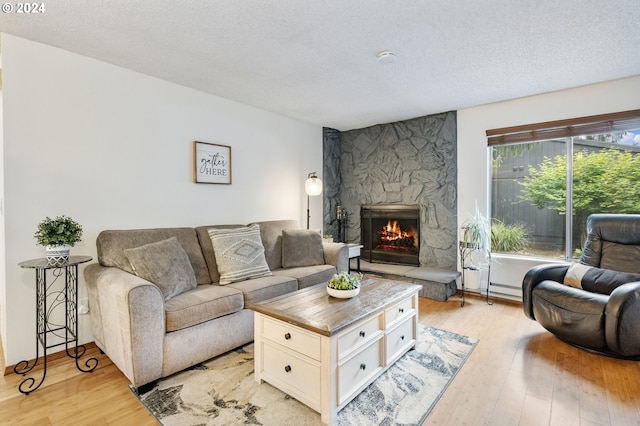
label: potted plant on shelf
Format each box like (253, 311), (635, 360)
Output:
(327, 271), (363, 298)
(460, 205), (491, 289)
(34, 215), (83, 264)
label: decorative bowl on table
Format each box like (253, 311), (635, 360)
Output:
(327, 272), (363, 299)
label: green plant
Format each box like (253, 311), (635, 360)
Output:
(460, 204), (492, 272)
(461, 205), (491, 251)
(491, 220), (529, 252)
(327, 272), (362, 290)
(34, 215), (83, 247)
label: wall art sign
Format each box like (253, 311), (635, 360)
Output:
(194, 141), (232, 184)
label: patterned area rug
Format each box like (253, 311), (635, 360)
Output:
(132, 325), (478, 425)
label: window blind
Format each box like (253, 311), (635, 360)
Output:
(486, 109), (640, 146)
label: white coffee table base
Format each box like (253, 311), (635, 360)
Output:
(253, 281), (419, 425)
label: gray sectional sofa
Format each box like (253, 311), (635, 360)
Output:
(84, 220), (348, 391)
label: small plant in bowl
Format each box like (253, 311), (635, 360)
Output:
(34, 215), (83, 264)
(327, 272), (363, 298)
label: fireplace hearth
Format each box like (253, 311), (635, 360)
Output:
(361, 204), (420, 266)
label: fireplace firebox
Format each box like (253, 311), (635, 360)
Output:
(361, 204), (420, 266)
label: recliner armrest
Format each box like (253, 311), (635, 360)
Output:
(605, 281), (640, 357)
(522, 263), (569, 320)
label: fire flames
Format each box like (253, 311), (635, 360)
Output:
(378, 220), (417, 251)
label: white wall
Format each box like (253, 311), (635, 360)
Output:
(458, 75), (640, 298)
(0, 80), (5, 347)
(0, 34), (323, 365)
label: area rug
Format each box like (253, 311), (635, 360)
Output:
(132, 325), (478, 425)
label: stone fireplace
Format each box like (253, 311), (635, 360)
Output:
(361, 204), (420, 265)
(322, 111), (458, 271)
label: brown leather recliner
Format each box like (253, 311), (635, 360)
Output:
(523, 214), (640, 359)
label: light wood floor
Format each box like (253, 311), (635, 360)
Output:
(1, 294), (639, 425)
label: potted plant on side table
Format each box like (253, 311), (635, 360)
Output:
(460, 205), (492, 305)
(34, 215), (83, 265)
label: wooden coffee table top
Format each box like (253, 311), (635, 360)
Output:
(248, 278), (421, 336)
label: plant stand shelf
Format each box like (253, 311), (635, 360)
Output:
(459, 242), (493, 307)
(14, 256), (98, 394)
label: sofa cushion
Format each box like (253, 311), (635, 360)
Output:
(96, 227), (211, 285)
(272, 265), (336, 289)
(123, 237), (197, 300)
(164, 284), (244, 332)
(282, 229), (325, 268)
(208, 224), (272, 285)
(227, 275), (298, 306)
(249, 220), (300, 270)
(563, 262), (640, 295)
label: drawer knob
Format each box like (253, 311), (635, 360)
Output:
(284, 332), (291, 340)
(360, 363), (366, 371)
(399, 308), (404, 313)
(359, 330), (366, 338)
(284, 365), (292, 373)
(400, 335), (405, 341)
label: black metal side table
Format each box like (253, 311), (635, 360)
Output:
(15, 255), (98, 394)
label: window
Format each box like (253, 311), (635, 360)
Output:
(487, 110), (640, 259)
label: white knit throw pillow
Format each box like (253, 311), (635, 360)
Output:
(208, 224), (272, 285)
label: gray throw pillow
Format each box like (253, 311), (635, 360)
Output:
(281, 229), (325, 268)
(208, 224), (272, 285)
(123, 237), (197, 300)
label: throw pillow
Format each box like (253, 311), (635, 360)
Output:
(123, 237), (197, 301)
(563, 262), (591, 289)
(281, 229), (325, 268)
(208, 224), (272, 285)
(563, 262), (640, 295)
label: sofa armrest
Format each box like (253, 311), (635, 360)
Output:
(84, 264), (165, 388)
(323, 242), (349, 273)
(605, 281), (640, 357)
(522, 264), (569, 320)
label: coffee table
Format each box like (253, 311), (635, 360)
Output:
(250, 278), (421, 425)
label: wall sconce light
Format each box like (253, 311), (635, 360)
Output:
(305, 172), (323, 229)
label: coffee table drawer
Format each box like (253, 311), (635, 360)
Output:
(338, 314), (383, 360)
(262, 342), (321, 406)
(386, 315), (416, 364)
(338, 337), (384, 405)
(385, 296), (414, 327)
(261, 317), (321, 360)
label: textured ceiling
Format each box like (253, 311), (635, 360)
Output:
(1, 0), (639, 131)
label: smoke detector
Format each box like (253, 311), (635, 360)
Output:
(377, 51), (396, 64)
